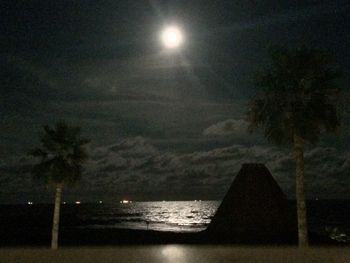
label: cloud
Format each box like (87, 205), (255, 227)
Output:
(203, 119), (249, 137)
(1, 136), (350, 202)
(80, 140), (350, 201)
(82, 141), (350, 200)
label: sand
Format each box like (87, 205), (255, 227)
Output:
(1, 246), (350, 263)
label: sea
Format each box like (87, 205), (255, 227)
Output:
(0, 200), (349, 238)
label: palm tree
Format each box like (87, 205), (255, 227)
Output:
(247, 47), (342, 247)
(30, 121), (89, 249)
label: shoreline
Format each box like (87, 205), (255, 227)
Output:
(0, 226), (344, 247)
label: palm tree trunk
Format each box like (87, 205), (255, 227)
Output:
(293, 134), (309, 247)
(51, 183), (62, 249)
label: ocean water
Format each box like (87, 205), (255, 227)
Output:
(1, 200), (349, 236)
(76, 201), (218, 232)
(0, 201), (218, 233)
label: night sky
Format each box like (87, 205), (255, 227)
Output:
(1, 0), (350, 203)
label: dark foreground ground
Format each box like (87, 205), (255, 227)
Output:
(0, 226), (343, 247)
(1, 246), (350, 263)
(1, 226), (348, 263)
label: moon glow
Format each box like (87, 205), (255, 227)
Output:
(161, 26), (183, 48)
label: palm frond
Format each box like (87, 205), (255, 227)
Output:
(247, 47), (342, 145)
(29, 121), (90, 187)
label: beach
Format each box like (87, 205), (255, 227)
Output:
(1, 246), (350, 263)
(1, 225), (342, 247)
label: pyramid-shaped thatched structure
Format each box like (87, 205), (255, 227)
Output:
(207, 163), (296, 241)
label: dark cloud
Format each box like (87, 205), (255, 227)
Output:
(203, 119), (249, 136)
(2, 137), (350, 203)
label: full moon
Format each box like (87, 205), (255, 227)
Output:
(161, 26), (183, 49)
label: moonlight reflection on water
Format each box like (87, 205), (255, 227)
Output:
(80, 201), (219, 232)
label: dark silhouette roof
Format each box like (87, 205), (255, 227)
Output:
(207, 163), (296, 238)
